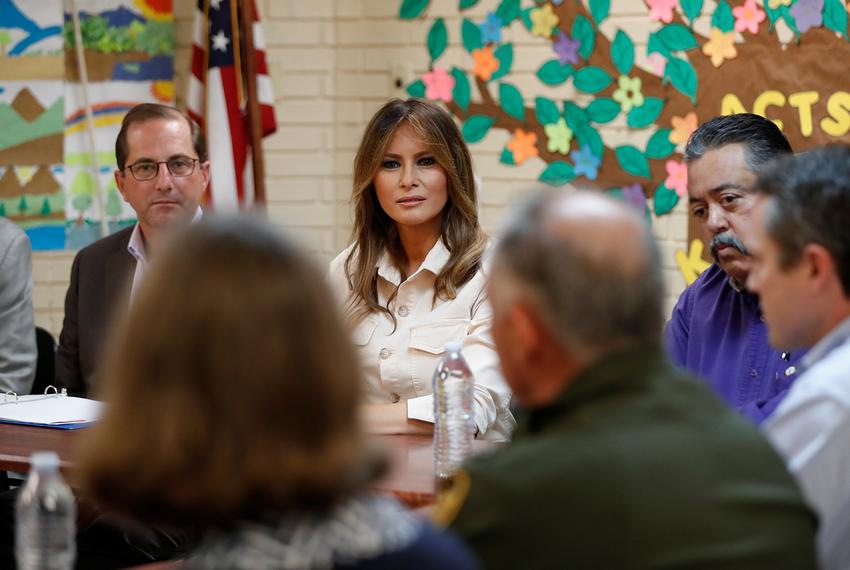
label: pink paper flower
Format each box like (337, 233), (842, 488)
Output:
(423, 67), (455, 102)
(646, 53), (667, 76)
(665, 160), (689, 197)
(732, 0), (766, 34)
(647, 0), (678, 23)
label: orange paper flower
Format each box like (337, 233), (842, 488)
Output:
(507, 129), (539, 164)
(669, 112), (698, 145)
(702, 28), (737, 68)
(472, 47), (499, 81)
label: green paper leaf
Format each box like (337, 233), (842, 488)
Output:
(451, 68), (471, 112)
(585, 98), (620, 124)
(539, 161), (576, 186)
(680, 0), (704, 24)
(664, 56), (698, 103)
(399, 0), (429, 19)
(406, 79), (426, 98)
(500, 147), (516, 165)
(711, 0), (735, 33)
(563, 101), (589, 131)
(536, 59), (573, 85)
(576, 124), (604, 158)
(462, 115), (495, 143)
(521, 7), (534, 31)
(764, 1), (783, 27)
(647, 32), (672, 58)
(460, 0), (479, 9)
(461, 18), (483, 52)
(590, 0), (611, 26)
(572, 15), (595, 59)
(573, 66), (613, 94)
(627, 97), (665, 128)
(496, 0), (521, 24)
(824, 0), (848, 39)
(645, 128), (676, 159)
(615, 145), (651, 178)
(427, 18), (447, 62)
(499, 82), (526, 121)
(656, 24), (699, 51)
(653, 183), (680, 215)
(491, 43), (514, 81)
(535, 96), (561, 125)
(611, 30), (635, 75)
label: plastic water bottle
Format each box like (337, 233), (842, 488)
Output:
(433, 341), (475, 491)
(15, 452), (76, 570)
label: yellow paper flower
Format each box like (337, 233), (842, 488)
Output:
(472, 47), (499, 81)
(544, 119), (573, 155)
(768, 0), (792, 9)
(702, 28), (738, 68)
(611, 75), (644, 113)
(507, 129), (539, 164)
(530, 4), (559, 38)
(669, 112), (698, 145)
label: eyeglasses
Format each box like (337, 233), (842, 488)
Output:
(124, 157), (199, 181)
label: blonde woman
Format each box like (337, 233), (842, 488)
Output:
(330, 99), (515, 441)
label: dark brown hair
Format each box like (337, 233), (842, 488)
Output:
(77, 217), (382, 527)
(344, 98), (487, 325)
(115, 103), (207, 170)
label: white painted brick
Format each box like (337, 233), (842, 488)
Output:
(275, 74), (325, 98)
(265, 21), (324, 46)
(266, 152), (334, 176)
(265, 178), (326, 202)
(337, 22), (411, 45)
(267, 202), (336, 227)
(361, 0), (399, 18)
(269, 0), (333, 19)
(335, 0), (363, 19)
(337, 72), (391, 98)
(277, 100), (334, 124)
(265, 126), (329, 151)
(270, 48), (334, 71)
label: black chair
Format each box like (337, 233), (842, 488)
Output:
(31, 326), (56, 395)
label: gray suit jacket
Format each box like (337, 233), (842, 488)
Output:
(0, 218), (36, 393)
(55, 226), (135, 397)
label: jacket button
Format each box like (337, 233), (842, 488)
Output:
(379, 348), (391, 360)
(785, 366), (797, 377)
(398, 306), (409, 317)
(390, 392), (401, 403)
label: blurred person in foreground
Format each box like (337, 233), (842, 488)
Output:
(666, 114), (802, 423)
(329, 98), (514, 441)
(745, 146), (850, 569)
(77, 217), (480, 570)
(436, 190), (817, 570)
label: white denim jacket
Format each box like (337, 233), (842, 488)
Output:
(329, 239), (515, 441)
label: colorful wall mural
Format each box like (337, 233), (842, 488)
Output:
(0, 0), (173, 250)
(399, 0), (850, 279)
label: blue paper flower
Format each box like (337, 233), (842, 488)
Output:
(479, 12), (503, 44)
(570, 145), (601, 180)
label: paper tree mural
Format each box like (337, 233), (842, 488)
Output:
(399, 0), (850, 228)
(64, 0), (174, 249)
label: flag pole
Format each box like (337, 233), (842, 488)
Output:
(239, 0), (266, 211)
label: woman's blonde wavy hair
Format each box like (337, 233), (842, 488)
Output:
(344, 98), (487, 326)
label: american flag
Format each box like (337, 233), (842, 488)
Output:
(187, 0), (276, 210)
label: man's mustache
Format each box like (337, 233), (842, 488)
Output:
(710, 233), (749, 261)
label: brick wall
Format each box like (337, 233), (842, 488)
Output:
(31, 0), (689, 338)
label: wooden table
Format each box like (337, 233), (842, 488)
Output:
(0, 424), (497, 508)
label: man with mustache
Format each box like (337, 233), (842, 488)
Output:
(665, 114), (803, 423)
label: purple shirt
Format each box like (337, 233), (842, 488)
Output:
(665, 263), (804, 424)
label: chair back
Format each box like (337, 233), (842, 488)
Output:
(32, 326), (56, 395)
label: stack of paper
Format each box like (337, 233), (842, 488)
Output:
(0, 395), (102, 429)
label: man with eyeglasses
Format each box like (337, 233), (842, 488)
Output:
(55, 103), (210, 398)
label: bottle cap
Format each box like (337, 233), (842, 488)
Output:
(30, 451), (59, 474)
(444, 341), (462, 354)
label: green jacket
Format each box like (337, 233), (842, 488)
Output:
(445, 347), (817, 570)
